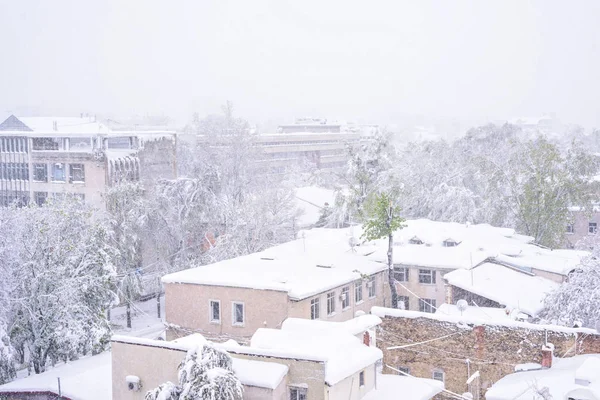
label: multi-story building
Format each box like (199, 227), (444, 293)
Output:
(0, 115), (176, 209)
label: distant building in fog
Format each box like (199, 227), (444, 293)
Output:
(0, 115), (177, 209)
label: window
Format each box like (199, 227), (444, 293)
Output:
(341, 286), (350, 309)
(418, 269), (436, 284)
(51, 163), (66, 182)
(34, 192), (47, 206)
(419, 298), (436, 313)
(107, 137), (132, 149)
(394, 266), (409, 282)
(310, 297), (320, 320)
(397, 366), (410, 375)
(589, 222), (597, 235)
(232, 302), (244, 326)
(355, 281), (363, 303)
(566, 224), (574, 234)
(398, 296), (409, 310)
(359, 371), (365, 387)
(69, 164), (85, 183)
(32, 137), (60, 151)
(367, 276), (376, 298)
(289, 387), (307, 400)
(433, 370), (444, 382)
(209, 300), (220, 323)
(70, 137), (92, 151)
(327, 292), (336, 315)
(33, 164), (47, 182)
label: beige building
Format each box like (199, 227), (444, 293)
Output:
(161, 227), (391, 340)
(566, 207), (600, 249)
(0, 115), (176, 209)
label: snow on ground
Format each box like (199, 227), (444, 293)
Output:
(294, 186), (335, 227)
(362, 373), (444, 400)
(436, 304), (528, 321)
(486, 354), (600, 400)
(110, 296), (166, 339)
(0, 352), (111, 400)
(444, 262), (559, 316)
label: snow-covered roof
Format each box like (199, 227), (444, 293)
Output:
(435, 304), (528, 322)
(362, 373), (444, 400)
(162, 227), (385, 300)
(486, 354), (600, 400)
(371, 307), (597, 335)
(494, 249), (584, 276)
(246, 327), (382, 386)
(443, 262), (559, 316)
(0, 352), (111, 400)
(281, 314), (381, 336)
(294, 186), (336, 227)
(18, 116), (110, 134)
(114, 334), (288, 390)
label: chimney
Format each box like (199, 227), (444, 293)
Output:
(541, 344), (553, 368)
(363, 331), (371, 347)
(473, 325), (485, 359)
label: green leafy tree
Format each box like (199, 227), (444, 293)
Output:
(361, 192), (406, 308)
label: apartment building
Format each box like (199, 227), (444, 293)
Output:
(161, 227), (391, 340)
(0, 115), (176, 209)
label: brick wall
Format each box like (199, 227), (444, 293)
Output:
(377, 315), (586, 398)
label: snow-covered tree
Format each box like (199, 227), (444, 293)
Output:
(145, 344), (243, 400)
(539, 249), (600, 328)
(1, 198), (117, 373)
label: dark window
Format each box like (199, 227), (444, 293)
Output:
(419, 298), (436, 313)
(566, 224), (574, 234)
(589, 222), (597, 234)
(311, 297), (320, 320)
(359, 371), (365, 387)
(397, 366), (410, 375)
(355, 281), (363, 303)
(33, 164), (47, 182)
(341, 286), (350, 309)
(32, 137), (60, 151)
(289, 387), (307, 400)
(394, 266), (409, 282)
(368, 276), (376, 298)
(327, 292), (336, 315)
(51, 163), (66, 182)
(69, 164), (85, 183)
(418, 269), (436, 284)
(209, 300), (220, 323)
(232, 302), (244, 325)
(433, 370), (444, 382)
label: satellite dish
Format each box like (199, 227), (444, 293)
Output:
(457, 299), (468, 316)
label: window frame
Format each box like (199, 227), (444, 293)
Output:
(589, 222), (597, 235)
(432, 370), (445, 382)
(33, 191), (48, 206)
(326, 291), (336, 316)
(367, 276), (376, 298)
(209, 300), (221, 324)
(397, 366), (410, 376)
(232, 301), (245, 326)
(341, 286), (350, 309)
(566, 224), (575, 234)
(289, 386), (307, 400)
(51, 163), (66, 182)
(419, 298), (436, 313)
(69, 163), (85, 183)
(393, 265), (409, 282)
(33, 163), (48, 182)
(359, 370), (365, 387)
(310, 297), (320, 320)
(355, 281), (363, 304)
(418, 269), (436, 285)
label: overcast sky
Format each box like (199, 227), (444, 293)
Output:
(1, 0), (599, 129)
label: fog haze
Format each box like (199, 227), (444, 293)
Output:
(1, 0), (599, 128)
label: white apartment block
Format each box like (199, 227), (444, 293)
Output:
(0, 115), (176, 209)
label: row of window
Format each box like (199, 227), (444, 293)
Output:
(397, 296), (437, 313)
(33, 163), (85, 183)
(0, 137), (28, 153)
(0, 163), (29, 180)
(310, 276), (377, 320)
(0, 190), (84, 207)
(567, 222), (597, 234)
(393, 266), (437, 285)
(396, 366), (444, 382)
(208, 300), (245, 326)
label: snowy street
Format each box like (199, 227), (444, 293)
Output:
(110, 296), (166, 339)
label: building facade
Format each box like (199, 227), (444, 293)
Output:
(0, 115), (176, 209)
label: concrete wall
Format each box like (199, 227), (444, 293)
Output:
(165, 283), (290, 339)
(377, 315), (582, 399)
(394, 266), (449, 312)
(244, 381), (287, 400)
(325, 364), (376, 400)
(530, 267), (566, 283)
(111, 341), (185, 400)
(288, 271), (388, 322)
(229, 352), (326, 400)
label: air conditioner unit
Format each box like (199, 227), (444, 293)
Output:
(126, 375), (141, 392)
